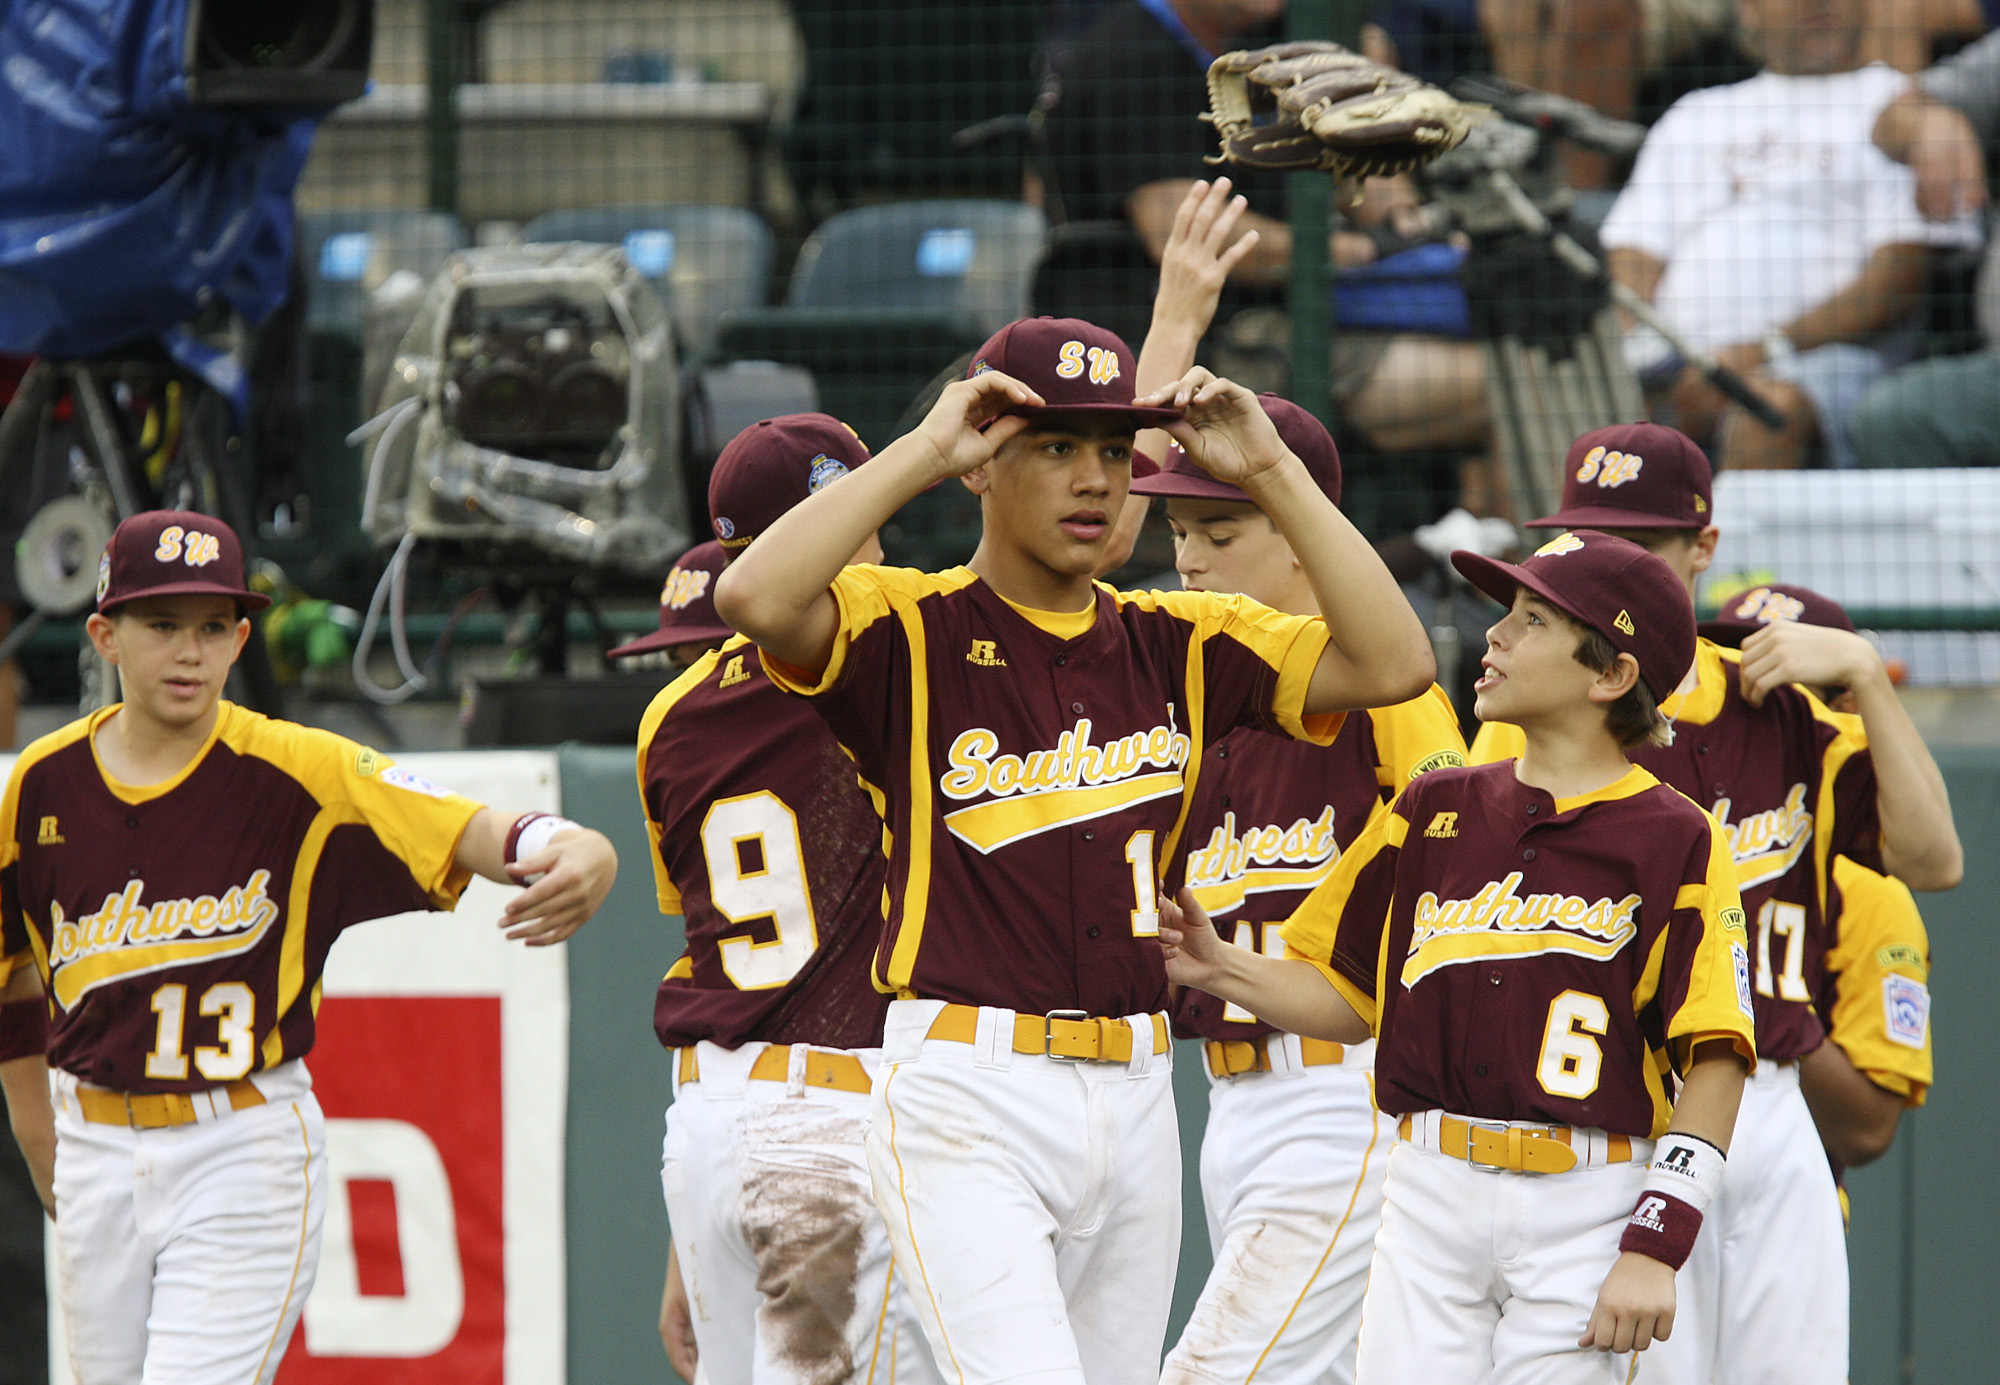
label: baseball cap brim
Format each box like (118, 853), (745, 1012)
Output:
(1450, 550), (1597, 634)
(101, 579), (272, 614)
(607, 621), (736, 659)
(1013, 402), (1184, 429)
(1527, 502), (1703, 531)
(1129, 467), (1247, 501)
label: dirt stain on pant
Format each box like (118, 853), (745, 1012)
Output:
(739, 1107), (873, 1385)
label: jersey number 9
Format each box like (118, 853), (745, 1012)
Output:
(703, 791), (821, 990)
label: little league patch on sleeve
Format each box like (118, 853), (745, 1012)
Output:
(380, 766), (454, 799)
(1882, 974), (1930, 1048)
(1732, 941), (1754, 1018)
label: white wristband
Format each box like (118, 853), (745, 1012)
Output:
(1642, 1131), (1727, 1215)
(511, 813), (581, 866)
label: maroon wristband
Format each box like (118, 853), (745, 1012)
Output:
(505, 813), (553, 866)
(1619, 1189), (1703, 1270)
(0, 997), (50, 1063)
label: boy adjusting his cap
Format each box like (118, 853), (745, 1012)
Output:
(1471, 422), (1960, 1384)
(715, 318), (1433, 1384)
(0, 510), (615, 1385)
(1160, 530), (1755, 1381)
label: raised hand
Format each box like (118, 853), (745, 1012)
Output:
(1737, 621), (1881, 708)
(1136, 369), (1293, 492)
(916, 371), (1046, 480)
(502, 827), (618, 945)
(1155, 178), (1260, 337)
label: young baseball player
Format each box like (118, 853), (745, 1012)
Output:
(1161, 528), (1757, 1382)
(713, 319), (1435, 1385)
(607, 539), (736, 674)
(1131, 400), (1468, 1385)
(1468, 425), (1962, 1383)
(0, 509), (617, 1385)
(1696, 586), (1933, 1177)
(637, 414), (939, 1385)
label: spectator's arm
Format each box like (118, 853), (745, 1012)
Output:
(1874, 90), (1989, 221)
(1778, 243), (1931, 352)
(1127, 180), (1380, 286)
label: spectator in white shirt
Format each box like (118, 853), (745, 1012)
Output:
(1601, 0), (1979, 469)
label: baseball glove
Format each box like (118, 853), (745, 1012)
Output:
(1203, 41), (1487, 178)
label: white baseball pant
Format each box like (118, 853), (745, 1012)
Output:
(660, 1040), (942, 1385)
(1163, 1042), (1392, 1385)
(48, 1061), (327, 1385)
(1646, 1059), (1847, 1385)
(1354, 1124), (1663, 1384)
(866, 999), (1181, 1385)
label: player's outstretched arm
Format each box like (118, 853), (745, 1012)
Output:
(1159, 888), (1370, 1043)
(0, 965), (54, 1219)
(1582, 1039), (1748, 1355)
(716, 370), (1044, 671)
(1738, 622), (1963, 890)
(454, 809), (618, 947)
(1142, 369), (1435, 712)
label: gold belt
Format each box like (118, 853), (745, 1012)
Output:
(1204, 1034), (1346, 1079)
(76, 1080), (266, 1129)
(927, 1004), (1170, 1062)
(1402, 1112), (1636, 1174)
(676, 1044), (872, 1095)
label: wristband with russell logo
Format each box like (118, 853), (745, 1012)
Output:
(0, 996), (50, 1063)
(1619, 1131), (1726, 1270)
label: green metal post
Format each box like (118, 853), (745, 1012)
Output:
(425, 0), (461, 216)
(1285, 0), (1335, 425)
(1285, 1), (1371, 427)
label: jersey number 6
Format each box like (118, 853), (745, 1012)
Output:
(703, 791), (821, 990)
(1536, 990), (1609, 1099)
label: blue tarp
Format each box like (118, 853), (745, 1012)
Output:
(0, 0), (323, 404)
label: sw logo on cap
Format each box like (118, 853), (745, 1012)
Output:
(154, 525), (222, 568)
(1729, 586), (1806, 626)
(662, 568), (712, 611)
(1534, 533), (1587, 558)
(1574, 446), (1643, 489)
(1055, 341), (1120, 386)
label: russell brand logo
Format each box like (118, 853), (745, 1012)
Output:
(966, 639), (1007, 667)
(36, 816), (62, 846)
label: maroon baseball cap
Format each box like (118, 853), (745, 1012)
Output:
(1130, 394), (1342, 506)
(1452, 529), (1697, 702)
(967, 317), (1180, 469)
(708, 413), (871, 552)
(1698, 582), (1856, 647)
(95, 511), (270, 615)
(608, 541), (735, 658)
(1529, 423), (1713, 531)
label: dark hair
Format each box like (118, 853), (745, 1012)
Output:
(1571, 627), (1673, 747)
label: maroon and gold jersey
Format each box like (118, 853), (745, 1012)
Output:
(637, 636), (891, 1051)
(764, 566), (1340, 1019)
(1818, 855), (1931, 1108)
(1284, 762), (1757, 1138)
(1171, 685), (1466, 1042)
(0, 703), (480, 1093)
(1471, 639), (1879, 1061)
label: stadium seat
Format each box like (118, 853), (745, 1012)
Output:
(713, 200), (1048, 454)
(518, 205), (775, 356)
